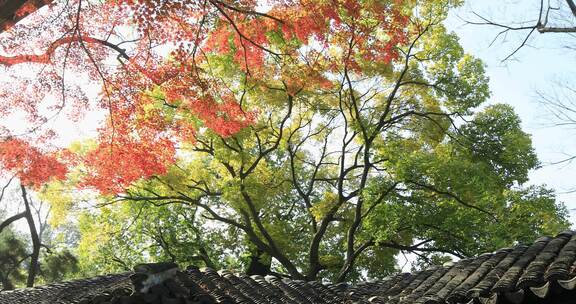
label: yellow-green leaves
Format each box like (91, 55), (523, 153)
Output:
(38, 181), (75, 227)
(310, 192), (338, 221)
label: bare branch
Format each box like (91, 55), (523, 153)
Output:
(0, 212), (26, 235)
(0, 176), (15, 202)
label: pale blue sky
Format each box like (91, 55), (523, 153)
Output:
(446, 0), (576, 224)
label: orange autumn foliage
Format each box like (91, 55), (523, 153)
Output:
(80, 138), (176, 194)
(0, 138), (66, 188)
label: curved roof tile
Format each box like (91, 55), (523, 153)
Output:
(3, 231), (576, 303)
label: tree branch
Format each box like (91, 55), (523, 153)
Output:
(566, 0), (576, 16)
(0, 212), (26, 235)
(0, 0), (53, 34)
(0, 35), (129, 67)
(0, 176), (15, 202)
(406, 180), (495, 218)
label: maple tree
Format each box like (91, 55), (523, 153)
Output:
(0, 0), (409, 193)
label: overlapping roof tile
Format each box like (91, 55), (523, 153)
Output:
(3, 231), (576, 303)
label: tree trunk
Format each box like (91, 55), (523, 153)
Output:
(21, 185), (40, 288)
(1, 277), (14, 291)
(246, 250), (271, 276)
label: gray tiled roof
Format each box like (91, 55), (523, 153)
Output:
(2, 231), (576, 304)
